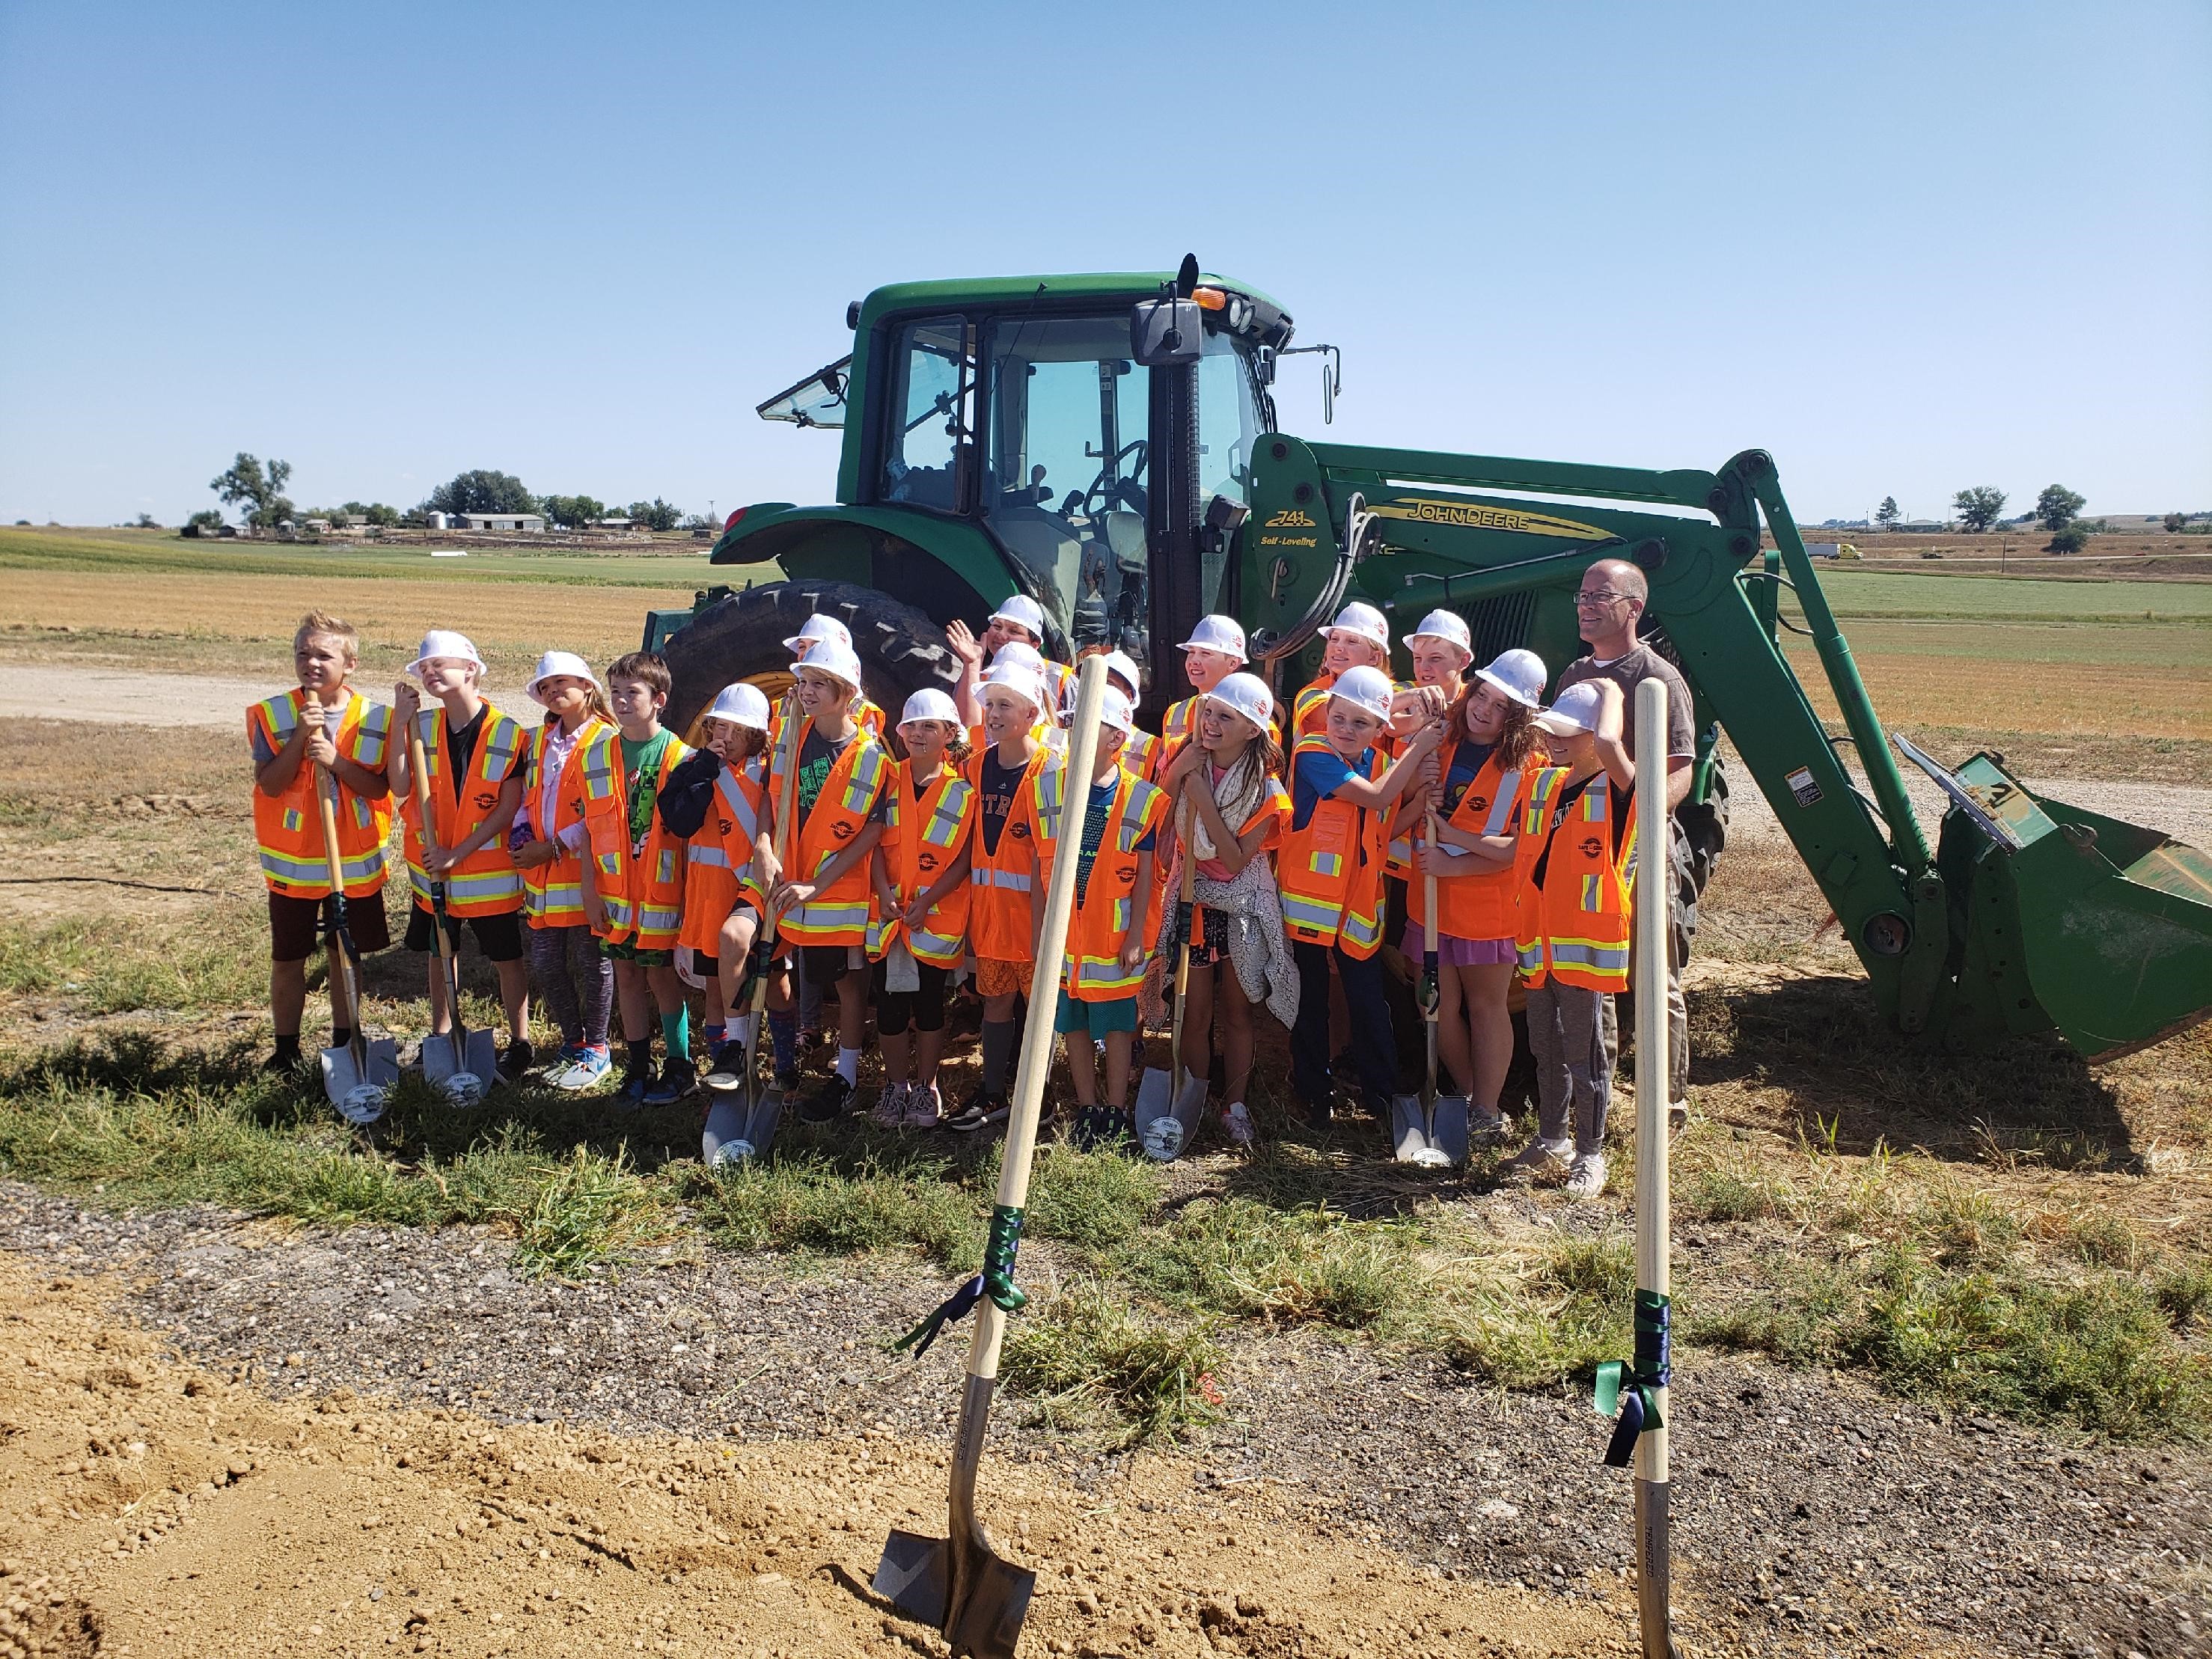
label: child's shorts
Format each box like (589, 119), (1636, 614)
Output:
(405, 905), (523, 962)
(1053, 991), (1139, 1037)
(602, 939), (675, 968)
(975, 956), (1034, 999)
(269, 889), (391, 962)
(1399, 922), (1517, 968)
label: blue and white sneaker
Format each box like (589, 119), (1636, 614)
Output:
(552, 1045), (613, 1090)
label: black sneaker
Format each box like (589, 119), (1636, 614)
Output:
(944, 1091), (995, 1134)
(705, 1041), (748, 1093)
(1072, 1105), (1127, 1152)
(644, 1056), (696, 1107)
(1301, 1089), (1337, 1132)
(616, 1065), (653, 1108)
(799, 1074), (855, 1123)
(495, 1039), (535, 1084)
(773, 1066), (801, 1095)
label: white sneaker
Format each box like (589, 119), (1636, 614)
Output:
(1220, 1102), (1255, 1147)
(1509, 1136), (1571, 1177)
(905, 1082), (942, 1130)
(1470, 1104), (1509, 1137)
(870, 1081), (908, 1128)
(1565, 1151), (1608, 1198)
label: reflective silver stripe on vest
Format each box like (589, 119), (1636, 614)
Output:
(354, 702), (391, 767)
(1550, 941), (1630, 973)
(1483, 769), (1523, 836)
(714, 769), (760, 843)
(923, 778), (971, 847)
(1280, 892), (1342, 933)
(972, 867), (1033, 892)
(689, 846), (731, 870)
(1342, 907), (1384, 950)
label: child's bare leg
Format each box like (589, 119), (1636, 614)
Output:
(1103, 1028), (1134, 1110)
(647, 962), (687, 1018)
(272, 958), (310, 1038)
(1218, 974), (1256, 1105)
(835, 968), (867, 1052)
(1178, 964), (1215, 1089)
(495, 957), (530, 1043)
(1467, 962), (1518, 1113)
(717, 910), (759, 1027)
(1066, 1028), (1099, 1107)
(1435, 962), (1475, 1099)
(915, 1024), (947, 1090)
(426, 952), (453, 1036)
(613, 959), (652, 1043)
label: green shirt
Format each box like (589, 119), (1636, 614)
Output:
(621, 729), (674, 852)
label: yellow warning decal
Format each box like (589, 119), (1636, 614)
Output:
(1370, 498), (1612, 540)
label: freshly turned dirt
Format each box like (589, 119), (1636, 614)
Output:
(0, 1254), (1620, 1659)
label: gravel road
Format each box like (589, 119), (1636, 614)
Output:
(2, 1184), (2202, 1658)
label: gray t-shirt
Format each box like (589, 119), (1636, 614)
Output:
(1558, 644), (1695, 761)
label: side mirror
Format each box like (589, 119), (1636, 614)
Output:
(1131, 297), (1203, 367)
(1253, 345), (1277, 388)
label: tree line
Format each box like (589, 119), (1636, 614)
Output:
(181, 456), (709, 536)
(1863, 486), (2202, 552)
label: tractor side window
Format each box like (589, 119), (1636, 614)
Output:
(1197, 332), (1262, 614)
(880, 316), (974, 513)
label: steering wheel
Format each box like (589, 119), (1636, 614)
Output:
(1080, 439), (1149, 519)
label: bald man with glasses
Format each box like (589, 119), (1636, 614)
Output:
(1556, 558), (1697, 1128)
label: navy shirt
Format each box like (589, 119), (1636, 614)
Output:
(1291, 745), (1375, 833)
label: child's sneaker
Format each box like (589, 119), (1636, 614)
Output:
(870, 1081), (909, 1128)
(905, 1082), (943, 1129)
(644, 1057), (696, 1107)
(1506, 1136), (1572, 1181)
(944, 1090), (994, 1134)
(1220, 1102), (1256, 1147)
(1072, 1106), (1127, 1152)
(495, 1038), (535, 1085)
(616, 1063), (653, 1108)
(801, 1074), (855, 1123)
(1565, 1152), (1608, 1199)
(704, 1041), (748, 1093)
(1470, 1104), (1509, 1138)
(553, 1045), (613, 1090)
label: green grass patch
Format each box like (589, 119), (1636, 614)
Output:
(0, 909), (269, 1012)
(1000, 1278), (1225, 1444)
(1802, 569), (2212, 623)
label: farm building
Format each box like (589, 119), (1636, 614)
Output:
(454, 511), (546, 533)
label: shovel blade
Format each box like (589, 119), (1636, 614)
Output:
(1137, 1069), (1211, 1162)
(1390, 1093), (1432, 1163)
(873, 1529), (1036, 1659)
(873, 1529), (947, 1629)
(1134, 1065), (1173, 1119)
(320, 1039), (398, 1125)
(1430, 1095), (1471, 1166)
(424, 1029), (498, 1105)
(743, 1084), (785, 1158)
(701, 1096), (751, 1166)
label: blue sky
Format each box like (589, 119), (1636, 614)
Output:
(2, 0), (2207, 527)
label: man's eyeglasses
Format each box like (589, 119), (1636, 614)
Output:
(1575, 589), (1631, 608)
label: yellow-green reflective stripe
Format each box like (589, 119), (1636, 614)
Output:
(911, 926), (962, 960)
(1281, 893), (1339, 930)
(1550, 941), (1628, 971)
(260, 849), (328, 883)
(657, 849), (676, 883)
(974, 868), (1031, 891)
(1310, 851), (1343, 878)
(1582, 873), (1601, 912)
(1342, 908), (1382, 949)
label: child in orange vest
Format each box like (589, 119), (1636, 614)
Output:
(1393, 649), (1551, 1136)
(1281, 664), (1443, 1128)
(513, 651), (617, 1090)
(247, 611), (394, 1072)
(1511, 677), (1636, 1198)
(655, 683), (773, 1090)
(867, 688), (976, 1130)
(1152, 671), (1293, 1147)
(1159, 614), (1247, 760)
(390, 629), (533, 1079)
(1291, 601), (1393, 739)
(948, 659), (1053, 1132)
(574, 651), (694, 1105)
(1028, 686), (1164, 1149)
(762, 639), (893, 1123)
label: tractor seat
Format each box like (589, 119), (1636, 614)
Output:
(1103, 510), (1148, 573)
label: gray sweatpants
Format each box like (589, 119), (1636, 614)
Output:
(528, 923), (612, 1049)
(1526, 982), (1614, 1155)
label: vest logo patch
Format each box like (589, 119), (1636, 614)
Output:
(473, 790), (497, 811)
(918, 851), (939, 872)
(1470, 795), (1490, 815)
(1010, 822), (1031, 840)
(1579, 835), (1603, 859)
(717, 817), (733, 836)
(831, 820), (855, 841)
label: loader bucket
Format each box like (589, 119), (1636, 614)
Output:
(1928, 748), (2212, 1061)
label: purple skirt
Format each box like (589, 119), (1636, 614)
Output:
(1400, 923), (1517, 967)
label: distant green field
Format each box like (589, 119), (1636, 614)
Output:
(1807, 569), (2212, 623)
(0, 525), (711, 590)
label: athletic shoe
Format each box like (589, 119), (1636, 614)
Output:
(1506, 1136), (1572, 1180)
(1071, 1105), (1122, 1152)
(1470, 1104), (1509, 1138)
(1565, 1151), (1608, 1198)
(905, 1082), (943, 1129)
(870, 1081), (909, 1129)
(944, 1091), (997, 1134)
(703, 1041), (748, 1093)
(1220, 1102), (1256, 1147)
(1301, 1090), (1336, 1132)
(1669, 1099), (1691, 1135)
(495, 1039), (535, 1085)
(643, 1057), (697, 1107)
(615, 1063), (653, 1107)
(260, 1045), (307, 1076)
(552, 1045), (613, 1090)
(801, 1074), (855, 1123)
(773, 1066), (801, 1096)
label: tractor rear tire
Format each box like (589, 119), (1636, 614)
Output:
(1677, 754), (1729, 900)
(660, 580), (962, 740)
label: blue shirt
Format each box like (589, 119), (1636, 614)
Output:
(1291, 745), (1375, 833)
(1076, 774), (1156, 890)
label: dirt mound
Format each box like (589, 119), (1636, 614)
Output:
(0, 1254), (1622, 1658)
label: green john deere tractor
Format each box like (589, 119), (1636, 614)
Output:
(647, 256), (2212, 1065)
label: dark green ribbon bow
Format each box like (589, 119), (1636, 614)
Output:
(1594, 1289), (1669, 1468)
(890, 1205), (1026, 1359)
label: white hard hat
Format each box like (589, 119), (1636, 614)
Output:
(525, 650), (602, 706)
(1329, 663), (1396, 721)
(1473, 647), (1549, 710)
(1100, 650), (1142, 696)
(1321, 601), (1390, 651)
(899, 688), (961, 727)
(1177, 614), (1248, 661)
(1407, 608), (1473, 659)
(706, 682), (772, 730)
(980, 661), (1045, 713)
(992, 639), (1044, 672)
(1533, 680), (1607, 737)
(782, 614), (853, 656)
(1205, 671), (1274, 730)
(794, 639), (864, 692)
(408, 629), (486, 678)
(988, 594), (1048, 639)
(1097, 688), (1136, 735)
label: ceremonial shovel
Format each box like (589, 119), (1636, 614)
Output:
(874, 656), (1110, 1658)
(405, 714), (498, 1102)
(1136, 799), (1209, 1160)
(312, 753), (398, 1122)
(1392, 810), (1469, 1166)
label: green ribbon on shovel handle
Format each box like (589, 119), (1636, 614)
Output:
(1595, 1289), (1670, 1468)
(890, 1205), (1027, 1359)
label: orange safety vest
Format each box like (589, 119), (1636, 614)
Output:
(771, 719), (890, 947)
(1407, 743), (1547, 943)
(1031, 760), (1167, 1000)
(678, 757), (769, 957)
(519, 716), (611, 929)
(578, 725), (693, 949)
(1121, 725), (1161, 783)
(867, 761), (977, 968)
(965, 741), (1051, 962)
(399, 703), (526, 917)
(1515, 768), (1638, 992)
(1278, 733), (1389, 959)
(1291, 672), (1338, 739)
(247, 688), (394, 899)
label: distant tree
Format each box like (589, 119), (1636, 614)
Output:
(1952, 486), (2008, 533)
(424, 470), (534, 516)
(627, 498), (682, 533)
(338, 500), (401, 528)
(540, 493), (607, 530)
(2047, 525), (2091, 554)
(186, 508), (224, 529)
(1874, 495), (1900, 529)
(132, 512), (160, 528)
(399, 507), (431, 529)
(210, 452), (295, 528)
(2033, 484), (2086, 534)
(2161, 512), (2187, 534)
